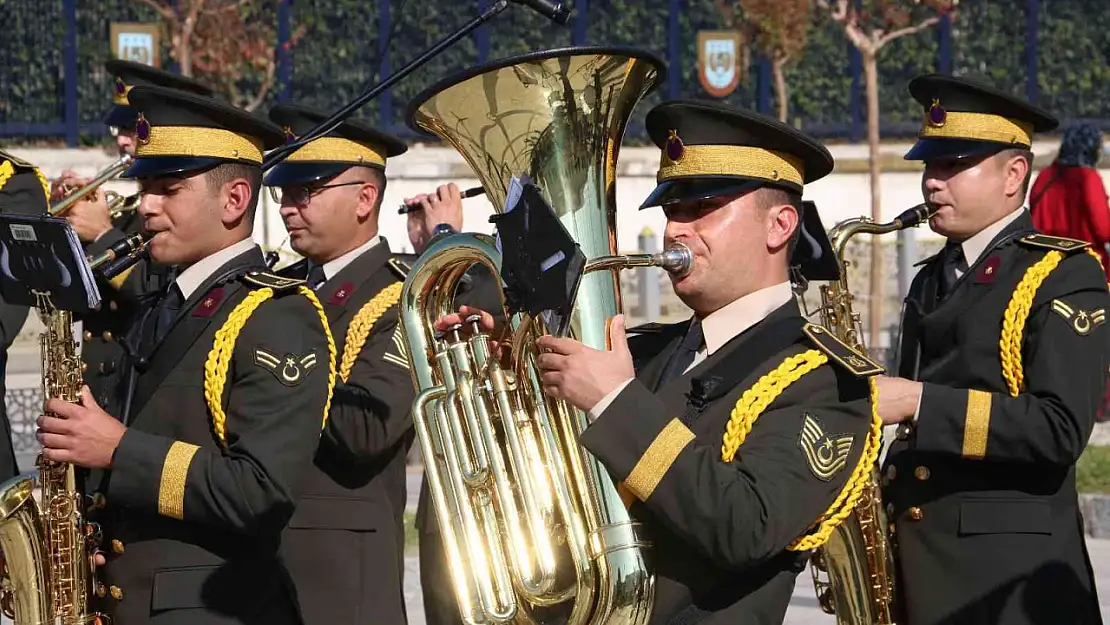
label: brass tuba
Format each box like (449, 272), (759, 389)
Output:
(398, 46), (689, 625)
(809, 203), (936, 625)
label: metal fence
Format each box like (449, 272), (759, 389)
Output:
(2, 0), (1109, 146)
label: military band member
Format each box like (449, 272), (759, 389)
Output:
(876, 75), (1108, 625)
(264, 103), (415, 625)
(54, 60), (214, 419)
(0, 149), (52, 479)
(441, 101), (884, 625)
(39, 85), (336, 625)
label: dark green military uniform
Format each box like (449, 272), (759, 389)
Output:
(0, 149), (50, 478)
(885, 75), (1107, 625)
(573, 101), (877, 625)
(88, 85), (334, 625)
(264, 103), (417, 625)
(78, 60), (214, 419)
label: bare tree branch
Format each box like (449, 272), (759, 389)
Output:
(133, 0), (175, 21)
(244, 59), (277, 112)
(876, 14), (943, 49)
(830, 0), (849, 22)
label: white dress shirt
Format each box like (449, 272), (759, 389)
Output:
(588, 281), (795, 419)
(174, 237), (257, 301)
(307, 235), (381, 284)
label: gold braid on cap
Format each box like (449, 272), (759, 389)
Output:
(920, 110), (1033, 148)
(136, 126), (265, 163)
(284, 137), (386, 167)
(658, 145), (804, 187)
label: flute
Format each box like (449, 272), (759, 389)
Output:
(397, 186), (485, 214)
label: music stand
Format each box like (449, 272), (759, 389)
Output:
(0, 213), (102, 316)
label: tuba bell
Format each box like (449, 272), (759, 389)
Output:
(809, 203), (936, 625)
(398, 46), (685, 625)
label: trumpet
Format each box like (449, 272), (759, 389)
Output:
(106, 191), (141, 220)
(48, 154), (133, 217)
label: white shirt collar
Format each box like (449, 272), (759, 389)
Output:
(311, 235), (381, 283)
(174, 237), (257, 301)
(701, 281), (794, 356)
(960, 206), (1026, 269)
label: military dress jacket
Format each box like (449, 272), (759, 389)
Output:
(886, 211), (1108, 625)
(89, 245), (334, 625)
(277, 239), (416, 625)
(80, 209), (167, 419)
(579, 300), (881, 625)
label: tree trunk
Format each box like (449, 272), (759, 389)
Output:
(773, 57), (789, 123)
(863, 50), (883, 351)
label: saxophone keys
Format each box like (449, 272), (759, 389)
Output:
(96, 583), (106, 598)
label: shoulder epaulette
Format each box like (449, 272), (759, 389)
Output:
(0, 149), (35, 170)
(1018, 234), (1090, 253)
(802, 323), (884, 377)
(241, 270), (306, 292)
(388, 256), (413, 281)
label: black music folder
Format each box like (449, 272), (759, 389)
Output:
(0, 213), (101, 314)
(491, 175), (586, 338)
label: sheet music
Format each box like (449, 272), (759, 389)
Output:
(67, 225), (101, 310)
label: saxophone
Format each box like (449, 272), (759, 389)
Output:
(809, 203), (935, 625)
(0, 232), (150, 625)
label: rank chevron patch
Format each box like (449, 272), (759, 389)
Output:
(383, 326), (410, 370)
(1051, 299), (1106, 336)
(254, 347), (318, 386)
(798, 413), (854, 482)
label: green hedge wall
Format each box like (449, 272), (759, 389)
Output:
(2, 0), (1108, 145)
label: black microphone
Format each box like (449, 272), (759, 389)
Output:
(511, 0), (570, 23)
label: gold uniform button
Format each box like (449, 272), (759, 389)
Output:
(111, 539), (125, 554)
(909, 506), (924, 521)
(914, 466), (931, 481)
(885, 465), (897, 480)
(110, 585), (123, 600)
(83, 331), (93, 341)
(81, 362), (88, 373)
(102, 331), (113, 342)
(96, 583), (106, 598)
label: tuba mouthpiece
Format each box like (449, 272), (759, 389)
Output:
(655, 243), (694, 278)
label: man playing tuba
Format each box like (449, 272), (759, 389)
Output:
(442, 101), (885, 625)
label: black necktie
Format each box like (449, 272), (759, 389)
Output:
(306, 264), (326, 290)
(658, 318), (704, 386)
(938, 242), (968, 301)
(148, 280), (183, 350)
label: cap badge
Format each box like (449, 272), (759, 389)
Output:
(283, 126), (298, 145)
(665, 129), (685, 162)
(113, 77), (127, 97)
(135, 113), (151, 145)
(928, 98), (947, 127)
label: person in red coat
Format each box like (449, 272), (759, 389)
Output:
(1031, 122), (1110, 272)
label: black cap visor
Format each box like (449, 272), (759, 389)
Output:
(122, 156), (226, 180)
(904, 137), (1007, 162)
(639, 177), (765, 210)
(263, 162), (354, 187)
(103, 105), (138, 129)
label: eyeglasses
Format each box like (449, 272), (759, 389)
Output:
(269, 180), (370, 205)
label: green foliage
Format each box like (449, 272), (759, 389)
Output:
(1077, 445), (1110, 494)
(1, 0), (1109, 144)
